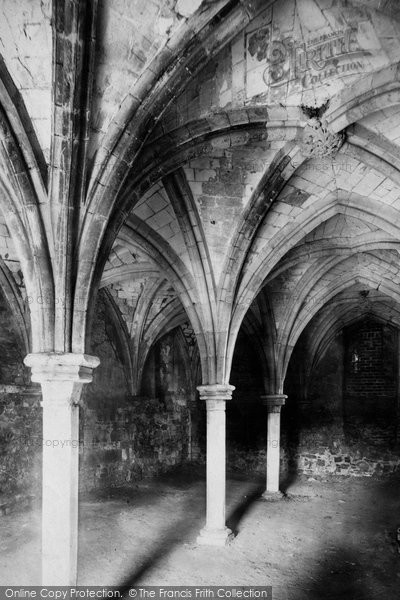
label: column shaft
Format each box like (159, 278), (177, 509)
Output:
(197, 384), (234, 546)
(41, 381), (81, 584)
(266, 409), (281, 493)
(262, 394), (286, 498)
(205, 399), (227, 530)
(24, 353), (99, 585)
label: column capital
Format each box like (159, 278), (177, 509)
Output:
(261, 394), (287, 412)
(24, 352), (100, 384)
(197, 384), (235, 401)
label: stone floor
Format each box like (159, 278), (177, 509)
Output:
(1, 468), (400, 598)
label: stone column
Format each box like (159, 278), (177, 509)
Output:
(197, 383), (235, 546)
(261, 394), (287, 499)
(24, 353), (100, 586)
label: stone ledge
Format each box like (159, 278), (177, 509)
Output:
(0, 384), (41, 395)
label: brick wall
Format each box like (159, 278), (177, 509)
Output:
(343, 319), (397, 444)
(227, 320), (400, 479)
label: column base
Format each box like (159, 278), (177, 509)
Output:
(196, 527), (234, 546)
(261, 490), (285, 501)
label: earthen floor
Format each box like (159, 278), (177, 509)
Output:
(1, 470), (400, 598)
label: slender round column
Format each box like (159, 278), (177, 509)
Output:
(261, 394), (287, 499)
(197, 383), (235, 546)
(24, 353), (100, 585)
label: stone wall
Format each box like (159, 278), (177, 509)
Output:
(0, 284), (41, 508)
(0, 390), (42, 504)
(79, 395), (191, 491)
(227, 320), (400, 479)
(0, 288), (203, 504)
(228, 438), (400, 479)
(80, 293), (200, 490)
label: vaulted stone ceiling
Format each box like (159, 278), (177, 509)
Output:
(1, 0), (400, 391)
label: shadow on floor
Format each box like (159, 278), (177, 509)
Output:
(226, 478), (265, 536)
(294, 546), (370, 600)
(88, 468), (400, 597)
(114, 470), (267, 592)
(116, 496), (199, 593)
(288, 476), (400, 600)
(280, 466), (299, 496)
(114, 466), (207, 592)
